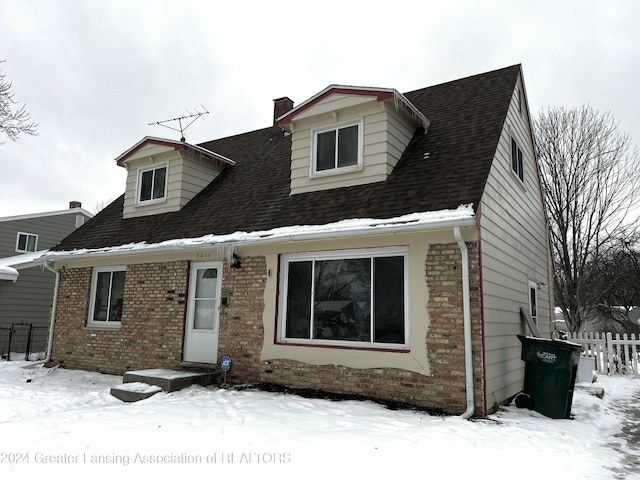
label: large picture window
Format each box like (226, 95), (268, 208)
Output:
(89, 266), (126, 326)
(279, 247), (408, 348)
(138, 164), (167, 203)
(312, 121), (362, 175)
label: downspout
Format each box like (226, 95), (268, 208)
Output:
(454, 226), (474, 419)
(35, 260), (59, 365)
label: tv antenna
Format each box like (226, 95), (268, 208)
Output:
(149, 106), (209, 142)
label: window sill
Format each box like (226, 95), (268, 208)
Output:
(84, 324), (122, 331)
(510, 170), (526, 192)
(310, 164), (363, 179)
(276, 340), (409, 353)
(135, 197), (167, 207)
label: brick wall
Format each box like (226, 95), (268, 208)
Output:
(51, 261), (188, 374)
(219, 244), (484, 415)
(51, 243), (484, 415)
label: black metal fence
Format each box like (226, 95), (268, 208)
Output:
(0, 323), (49, 361)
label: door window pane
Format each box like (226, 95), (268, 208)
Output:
(195, 268), (217, 298)
(193, 299), (216, 330)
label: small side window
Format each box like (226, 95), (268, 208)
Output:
(138, 164), (167, 204)
(528, 280), (538, 326)
(16, 232), (38, 253)
(511, 137), (524, 183)
(311, 121), (363, 176)
(88, 266), (127, 326)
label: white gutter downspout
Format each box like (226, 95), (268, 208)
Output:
(35, 260), (59, 366)
(454, 226), (474, 419)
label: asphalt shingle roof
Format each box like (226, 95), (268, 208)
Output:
(54, 65), (520, 252)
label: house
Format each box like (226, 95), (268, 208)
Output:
(41, 65), (552, 416)
(0, 202), (93, 356)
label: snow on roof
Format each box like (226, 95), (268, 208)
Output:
(0, 250), (48, 269)
(0, 265), (19, 281)
(43, 205), (475, 260)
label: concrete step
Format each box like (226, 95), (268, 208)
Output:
(123, 368), (215, 393)
(110, 382), (163, 402)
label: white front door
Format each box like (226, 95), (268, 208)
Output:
(183, 261), (222, 364)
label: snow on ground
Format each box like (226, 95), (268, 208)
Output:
(0, 360), (638, 479)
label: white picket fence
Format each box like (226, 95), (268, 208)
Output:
(566, 332), (640, 375)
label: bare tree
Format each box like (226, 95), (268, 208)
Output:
(93, 198), (113, 215)
(0, 60), (38, 144)
(534, 106), (640, 332)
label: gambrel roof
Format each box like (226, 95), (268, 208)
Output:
(53, 65), (521, 252)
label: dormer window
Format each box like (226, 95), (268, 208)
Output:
(312, 120), (363, 176)
(138, 164), (167, 204)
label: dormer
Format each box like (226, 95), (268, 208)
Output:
(116, 137), (235, 219)
(277, 85), (429, 195)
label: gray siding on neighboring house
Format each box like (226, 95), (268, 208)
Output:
(0, 209), (92, 352)
(0, 211), (88, 257)
(479, 75), (553, 408)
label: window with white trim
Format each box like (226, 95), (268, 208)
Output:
(312, 120), (363, 176)
(137, 164), (167, 203)
(16, 232), (38, 252)
(279, 247), (408, 348)
(511, 136), (524, 182)
(528, 280), (538, 325)
(88, 266), (126, 326)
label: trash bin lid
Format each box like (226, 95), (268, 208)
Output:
(517, 335), (582, 350)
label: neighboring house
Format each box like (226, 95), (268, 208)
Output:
(42, 65), (552, 416)
(0, 202), (93, 355)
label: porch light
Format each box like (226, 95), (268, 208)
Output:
(231, 253), (241, 270)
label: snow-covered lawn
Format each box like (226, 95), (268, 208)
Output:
(0, 360), (638, 479)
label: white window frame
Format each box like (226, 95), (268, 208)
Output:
(15, 232), (38, 253)
(511, 135), (525, 183)
(528, 280), (538, 326)
(136, 163), (168, 205)
(277, 246), (409, 350)
(88, 265), (127, 327)
(310, 119), (364, 177)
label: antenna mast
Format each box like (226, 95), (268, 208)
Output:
(149, 107), (209, 142)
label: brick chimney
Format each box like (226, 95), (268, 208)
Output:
(69, 201), (82, 209)
(272, 97), (294, 137)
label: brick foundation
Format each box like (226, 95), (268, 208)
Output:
(51, 242), (484, 415)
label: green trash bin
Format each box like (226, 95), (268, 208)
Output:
(517, 335), (582, 419)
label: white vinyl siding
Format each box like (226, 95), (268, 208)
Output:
(479, 74), (553, 409)
(123, 150), (224, 219)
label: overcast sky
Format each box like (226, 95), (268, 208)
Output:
(1, 0), (638, 218)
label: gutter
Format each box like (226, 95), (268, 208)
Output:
(41, 215), (477, 264)
(454, 226), (475, 419)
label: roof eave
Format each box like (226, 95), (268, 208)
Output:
(41, 211), (476, 264)
(115, 136), (236, 168)
(277, 85), (430, 131)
